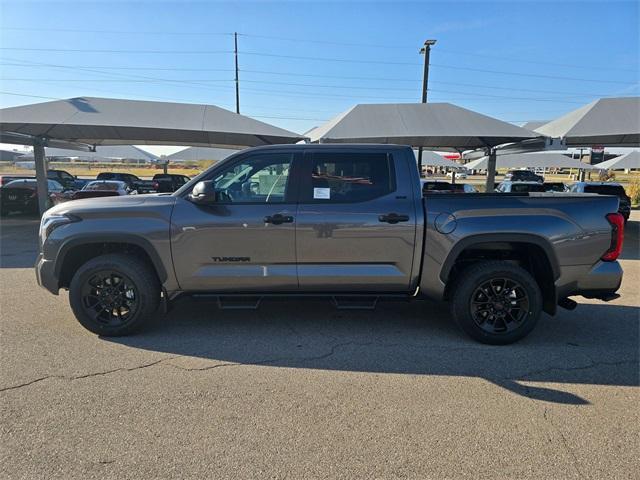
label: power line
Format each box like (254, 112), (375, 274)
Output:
(1, 47), (633, 84)
(2, 62), (625, 96)
(0, 47), (232, 54)
(2, 27), (233, 36)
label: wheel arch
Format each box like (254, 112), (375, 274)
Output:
(55, 234), (168, 289)
(441, 233), (560, 315)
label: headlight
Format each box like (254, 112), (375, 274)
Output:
(39, 213), (79, 246)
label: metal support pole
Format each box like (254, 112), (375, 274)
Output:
(485, 148), (497, 193)
(417, 39), (436, 178)
(33, 138), (49, 216)
(163, 160), (168, 175)
(234, 32), (240, 114)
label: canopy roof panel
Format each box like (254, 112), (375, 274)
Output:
(308, 103), (541, 149)
(17, 145), (159, 162)
(0, 96), (305, 148)
(535, 97), (640, 147)
(465, 152), (601, 170)
(166, 146), (239, 162)
(596, 150), (640, 170)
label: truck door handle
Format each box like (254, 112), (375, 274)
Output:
(378, 213), (409, 224)
(264, 214), (294, 225)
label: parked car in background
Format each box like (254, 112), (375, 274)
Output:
(152, 173), (191, 193)
(450, 183), (478, 193)
(421, 179), (454, 193)
(569, 182), (631, 222)
(496, 181), (547, 193)
(543, 182), (568, 192)
(421, 180), (476, 194)
(52, 180), (135, 205)
(1, 179), (64, 215)
(504, 170), (544, 183)
(47, 169), (87, 190)
(447, 171), (468, 180)
(0, 174), (35, 186)
(96, 172), (158, 193)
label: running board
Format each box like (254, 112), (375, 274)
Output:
(331, 295), (379, 310)
(217, 296), (263, 310)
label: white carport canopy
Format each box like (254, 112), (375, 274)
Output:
(535, 97), (640, 147)
(17, 145), (159, 163)
(0, 96), (304, 214)
(308, 103), (540, 148)
(596, 150), (640, 170)
(166, 146), (239, 163)
(308, 103), (541, 191)
(465, 152), (602, 170)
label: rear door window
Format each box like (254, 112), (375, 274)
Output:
(304, 152), (395, 203)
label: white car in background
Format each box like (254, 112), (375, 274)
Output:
(447, 170), (468, 179)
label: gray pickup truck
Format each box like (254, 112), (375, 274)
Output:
(36, 144), (625, 344)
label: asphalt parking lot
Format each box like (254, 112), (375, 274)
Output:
(1, 212), (638, 479)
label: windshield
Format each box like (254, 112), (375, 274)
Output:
(84, 181), (120, 191)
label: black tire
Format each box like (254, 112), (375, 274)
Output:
(450, 261), (542, 345)
(69, 253), (160, 336)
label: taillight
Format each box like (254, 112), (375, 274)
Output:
(601, 213), (624, 262)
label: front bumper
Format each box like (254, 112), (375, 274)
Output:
(35, 253), (59, 295)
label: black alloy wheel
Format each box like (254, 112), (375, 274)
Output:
(80, 271), (139, 326)
(470, 278), (530, 334)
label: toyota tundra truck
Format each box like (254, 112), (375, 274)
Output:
(35, 144), (625, 344)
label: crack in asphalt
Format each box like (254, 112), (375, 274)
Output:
(0, 357), (177, 393)
(518, 359), (638, 381)
(542, 407), (586, 479)
(2, 340), (637, 394)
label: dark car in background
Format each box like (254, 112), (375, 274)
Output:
(96, 172), (158, 193)
(420, 180), (476, 194)
(1, 179), (64, 215)
(52, 180), (135, 205)
(152, 173), (191, 193)
(543, 182), (568, 192)
(496, 181), (547, 193)
(569, 182), (631, 222)
(504, 170), (544, 183)
(47, 169), (88, 190)
(0, 174), (35, 187)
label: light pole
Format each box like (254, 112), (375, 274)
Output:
(417, 39), (436, 176)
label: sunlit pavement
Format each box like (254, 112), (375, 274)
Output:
(1, 212), (638, 479)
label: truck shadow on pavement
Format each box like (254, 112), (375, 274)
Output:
(106, 297), (639, 406)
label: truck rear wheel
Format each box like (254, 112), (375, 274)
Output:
(450, 261), (542, 345)
(69, 253), (160, 336)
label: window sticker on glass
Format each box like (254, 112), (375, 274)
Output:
(313, 187), (331, 199)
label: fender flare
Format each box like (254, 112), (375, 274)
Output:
(54, 233), (168, 283)
(439, 233), (561, 284)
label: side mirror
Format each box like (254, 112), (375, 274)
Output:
(188, 180), (229, 205)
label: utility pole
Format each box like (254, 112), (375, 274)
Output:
(417, 39), (436, 177)
(234, 32), (240, 114)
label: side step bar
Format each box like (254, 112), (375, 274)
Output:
(189, 293), (393, 310)
(331, 296), (379, 310)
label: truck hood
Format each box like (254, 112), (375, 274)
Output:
(47, 193), (177, 216)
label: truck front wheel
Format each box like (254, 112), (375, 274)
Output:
(68, 253), (160, 336)
(450, 261), (542, 345)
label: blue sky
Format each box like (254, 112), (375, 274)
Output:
(0, 0), (638, 154)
